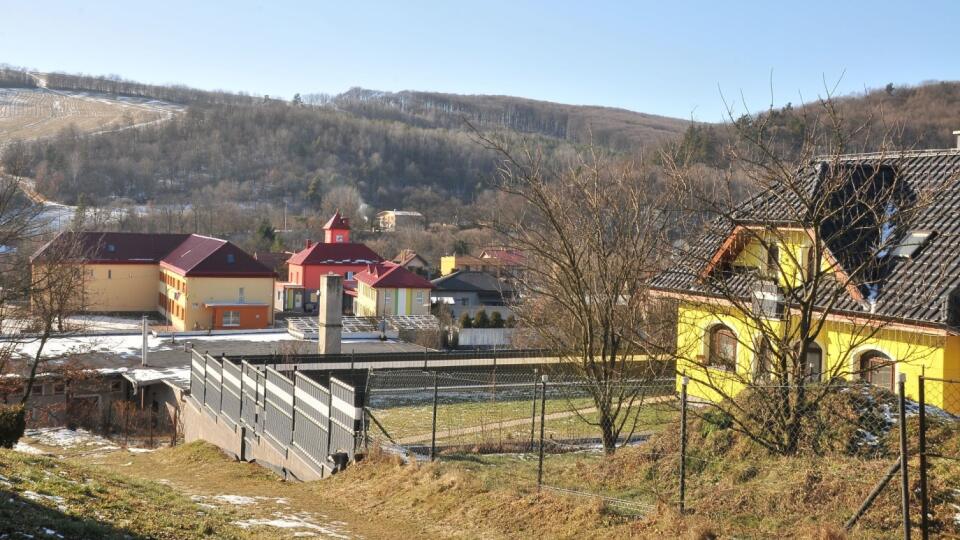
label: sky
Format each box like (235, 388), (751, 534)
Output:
(2, 0), (958, 121)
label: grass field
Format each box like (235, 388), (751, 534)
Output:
(0, 87), (182, 143)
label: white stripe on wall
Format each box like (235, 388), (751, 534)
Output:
(331, 394), (361, 421)
(265, 379), (292, 404)
(294, 387), (330, 417)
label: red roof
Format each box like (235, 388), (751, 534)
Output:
(287, 242), (383, 266)
(32, 231), (274, 277)
(323, 210), (350, 230)
(160, 235), (274, 277)
(355, 261), (434, 289)
(480, 247), (525, 266)
(30, 232), (190, 264)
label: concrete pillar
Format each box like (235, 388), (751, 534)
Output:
(318, 273), (343, 355)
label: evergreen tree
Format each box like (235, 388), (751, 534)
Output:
(490, 311), (505, 328)
(473, 309), (490, 328)
(459, 312), (473, 328)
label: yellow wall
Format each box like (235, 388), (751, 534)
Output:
(440, 256), (457, 277)
(675, 299), (956, 411)
(355, 282), (430, 317)
(159, 269), (274, 331)
(80, 264), (160, 311)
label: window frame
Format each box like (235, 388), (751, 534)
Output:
(707, 324), (738, 371)
(859, 351), (895, 391)
(223, 310), (241, 327)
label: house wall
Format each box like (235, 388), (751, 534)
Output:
(433, 291), (512, 320)
(355, 282), (430, 317)
(675, 300), (957, 412)
(159, 272), (274, 331)
(290, 263), (366, 289)
(38, 263), (159, 312)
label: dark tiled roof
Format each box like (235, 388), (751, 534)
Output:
(432, 270), (515, 295)
(356, 261), (434, 289)
(651, 149), (960, 328)
(287, 242), (383, 266)
(30, 232), (190, 264)
(160, 235), (274, 277)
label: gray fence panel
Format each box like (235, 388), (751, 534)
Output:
(329, 377), (361, 458)
(190, 352), (205, 401)
(220, 359), (242, 427)
(240, 361), (260, 430)
(263, 367), (294, 447)
(292, 372), (331, 465)
(204, 357), (223, 414)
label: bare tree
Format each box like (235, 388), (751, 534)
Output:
(477, 135), (676, 454)
(659, 94), (955, 454)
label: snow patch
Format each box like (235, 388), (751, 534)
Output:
(21, 490), (67, 511)
(14, 442), (45, 455)
(232, 512), (352, 539)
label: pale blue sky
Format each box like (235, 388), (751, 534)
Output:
(2, 0), (957, 120)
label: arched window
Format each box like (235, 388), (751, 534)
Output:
(860, 351), (894, 390)
(708, 325), (737, 371)
(800, 342), (823, 383)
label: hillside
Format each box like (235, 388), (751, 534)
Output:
(320, 88), (688, 151)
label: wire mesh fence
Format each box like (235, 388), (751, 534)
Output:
(917, 376), (960, 538)
(364, 367), (951, 533)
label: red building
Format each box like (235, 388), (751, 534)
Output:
(276, 211), (383, 313)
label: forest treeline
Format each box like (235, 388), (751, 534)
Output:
(311, 88), (688, 152)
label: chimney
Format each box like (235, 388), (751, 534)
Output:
(954, 130), (960, 150)
(305, 239), (313, 249)
(318, 273), (343, 355)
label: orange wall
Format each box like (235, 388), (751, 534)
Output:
(210, 305), (271, 330)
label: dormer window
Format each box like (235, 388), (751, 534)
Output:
(891, 230), (934, 260)
(226, 253), (236, 264)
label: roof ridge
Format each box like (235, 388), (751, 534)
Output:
(819, 148), (960, 161)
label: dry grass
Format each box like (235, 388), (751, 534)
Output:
(0, 88), (180, 142)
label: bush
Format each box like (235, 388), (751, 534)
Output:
(505, 315), (517, 328)
(474, 310), (490, 328)
(0, 404), (26, 448)
(490, 312), (505, 328)
(459, 313), (473, 328)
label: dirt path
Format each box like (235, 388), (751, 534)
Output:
(395, 394), (674, 444)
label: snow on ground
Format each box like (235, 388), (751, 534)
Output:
(24, 427), (118, 450)
(62, 315), (149, 332)
(122, 365), (191, 387)
(13, 442), (45, 455)
(11, 331), (297, 360)
(192, 494), (290, 506)
(233, 511), (352, 539)
(21, 490), (67, 511)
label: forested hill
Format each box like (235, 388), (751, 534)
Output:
(315, 88), (688, 151)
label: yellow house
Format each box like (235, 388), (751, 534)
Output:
(31, 232), (275, 331)
(652, 150), (960, 413)
(354, 261), (433, 317)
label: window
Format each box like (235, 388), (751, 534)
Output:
(860, 351), (894, 390)
(107, 269), (112, 279)
(767, 244), (780, 275)
(106, 244), (116, 253)
(460, 297), (469, 306)
(384, 291), (392, 306)
(53, 383), (65, 395)
(891, 231), (934, 259)
(416, 290), (424, 306)
(345, 271), (354, 280)
(226, 253), (236, 264)
(223, 310), (240, 327)
(800, 342), (823, 382)
(336, 234), (344, 242)
(238, 288), (245, 303)
(707, 325), (737, 370)
(111, 380), (122, 392)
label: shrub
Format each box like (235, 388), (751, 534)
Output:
(459, 313), (473, 328)
(473, 310), (490, 328)
(490, 312), (505, 328)
(505, 315), (517, 328)
(0, 404), (26, 448)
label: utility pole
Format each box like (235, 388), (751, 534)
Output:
(141, 315), (149, 367)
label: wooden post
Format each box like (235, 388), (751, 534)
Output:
(430, 371), (439, 461)
(537, 374), (548, 489)
(898, 373), (911, 540)
(679, 376), (689, 514)
(529, 368), (538, 451)
(918, 375), (929, 540)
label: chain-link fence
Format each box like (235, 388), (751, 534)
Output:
(364, 367), (952, 534)
(917, 376), (960, 538)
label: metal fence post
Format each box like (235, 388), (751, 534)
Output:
(537, 374), (548, 489)
(898, 373), (911, 540)
(918, 375), (929, 540)
(679, 376), (689, 514)
(529, 368), (539, 451)
(430, 371), (439, 461)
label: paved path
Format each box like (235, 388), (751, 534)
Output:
(395, 394), (673, 444)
